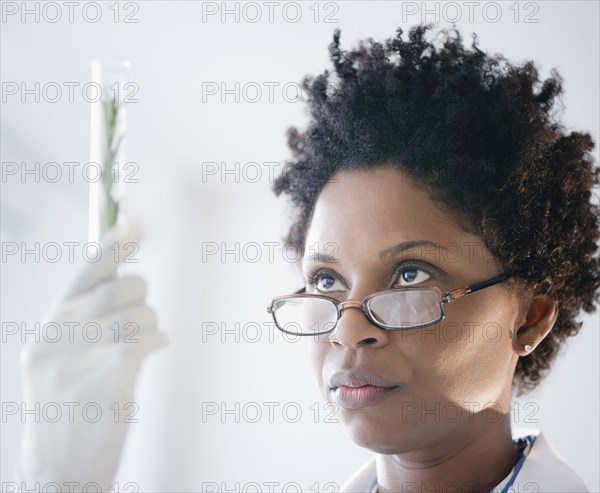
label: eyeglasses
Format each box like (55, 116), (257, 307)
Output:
(266, 273), (510, 336)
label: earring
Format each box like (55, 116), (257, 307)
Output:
(524, 344), (533, 353)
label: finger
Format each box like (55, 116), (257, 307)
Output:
(96, 304), (169, 356)
(97, 305), (169, 355)
(61, 218), (144, 299)
(28, 303), (166, 358)
(95, 303), (158, 339)
(48, 275), (147, 323)
(129, 328), (170, 358)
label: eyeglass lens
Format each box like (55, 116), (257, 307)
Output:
(273, 290), (443, 335)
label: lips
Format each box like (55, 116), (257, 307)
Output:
(328, 368), (402, 410)
(328, 367), (400, 390)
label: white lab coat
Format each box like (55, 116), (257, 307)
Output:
(339, 428), (590, 492)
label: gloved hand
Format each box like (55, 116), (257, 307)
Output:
(15, 218), (169, 492)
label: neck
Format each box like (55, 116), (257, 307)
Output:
(375, 414), (519, 493)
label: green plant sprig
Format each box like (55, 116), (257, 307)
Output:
(99, 96), (122, 238)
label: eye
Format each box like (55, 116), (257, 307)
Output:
(305, 269), (345, 293)
(394, 263), (433, 287)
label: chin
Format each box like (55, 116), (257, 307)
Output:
(339, 412), (419, 455)
(344, 425), (415, 454)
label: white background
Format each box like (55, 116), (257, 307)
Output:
(1, 1), (599, 492)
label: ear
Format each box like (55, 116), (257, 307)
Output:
(512, 293), (559, 357)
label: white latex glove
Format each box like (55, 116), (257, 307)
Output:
(15, 219), (169, 493)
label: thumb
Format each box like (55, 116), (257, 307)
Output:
(60, 218), (144, 300)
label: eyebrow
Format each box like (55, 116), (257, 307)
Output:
(302, 251), (338, 264)
(379, 240), (448, 260)
(302, 240), (448, 264)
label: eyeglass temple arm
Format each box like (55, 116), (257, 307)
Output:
(442, 273), (509, 303)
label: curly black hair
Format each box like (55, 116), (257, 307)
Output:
(272, 23), (600, 395)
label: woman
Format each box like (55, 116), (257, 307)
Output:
(16, 23), (598, 493)
(266, 24), (599, 492)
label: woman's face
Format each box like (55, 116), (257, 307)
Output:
(303, 166), (525, 455)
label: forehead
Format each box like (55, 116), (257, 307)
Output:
(304, 166), (470, 257)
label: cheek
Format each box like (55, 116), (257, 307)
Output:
(400, 298), (517, 404)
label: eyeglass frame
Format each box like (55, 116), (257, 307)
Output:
(266, 273), (511, 336)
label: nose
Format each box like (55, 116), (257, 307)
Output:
(328, 299), (390, 348)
